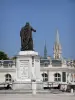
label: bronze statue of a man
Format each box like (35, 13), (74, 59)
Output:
(20, 22), (36, 51)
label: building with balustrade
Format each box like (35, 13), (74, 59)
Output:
(0, 30), (75, 90)
(0, 60), (16, 88)
(40, 30), (75, 90)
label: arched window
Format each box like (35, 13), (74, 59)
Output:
(42, 73), (48, 82)
(54, 73), (61, 82)
(5, 74), (12, 82)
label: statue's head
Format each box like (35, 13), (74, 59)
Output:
(26, 22), (30, 26)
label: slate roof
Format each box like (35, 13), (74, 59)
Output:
(40, 56), (63, 67)
(0, 60), (15, 67)
(52, 59), (62, 66)
(40, 58), (50, 65)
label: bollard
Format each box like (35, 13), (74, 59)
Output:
(71, 88), (73, 93)
(32, 81), (36, 95)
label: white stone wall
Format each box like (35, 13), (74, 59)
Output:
(48, 72), (54, 82)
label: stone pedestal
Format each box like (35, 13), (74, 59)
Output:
(12, 51), (42, 90)
(71, 88), (73, 93)
(32, 82), (36, 95)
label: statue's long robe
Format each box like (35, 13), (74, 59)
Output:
(20, 24), (36, 51)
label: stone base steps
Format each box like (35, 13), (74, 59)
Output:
(0, 89), (52, 94)
(0, 89), (73, 94)
(0, 90), (63, 94)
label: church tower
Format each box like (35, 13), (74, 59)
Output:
(53, 30), (62, 59)
(44, 41), (47, 59)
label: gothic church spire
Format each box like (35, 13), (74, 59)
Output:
(53, 29), (62, 59)
(44, 41), (47, 59)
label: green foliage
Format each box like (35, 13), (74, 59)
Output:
(12, 56), (16, 60)
(0, 51), (9, 60)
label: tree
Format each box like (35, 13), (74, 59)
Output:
(0, 51), (9, 60)
(11, 56), (16, 60)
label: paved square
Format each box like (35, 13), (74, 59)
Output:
(0, 94), (75, 100)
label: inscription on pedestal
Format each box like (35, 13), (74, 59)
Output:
(18, 60), (29, 79)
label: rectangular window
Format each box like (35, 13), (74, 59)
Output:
(62, 72), (66, 82)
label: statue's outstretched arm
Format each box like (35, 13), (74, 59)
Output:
(31, 27), (36, 32)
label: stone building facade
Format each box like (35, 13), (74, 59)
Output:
(0, 30), (75, 90)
